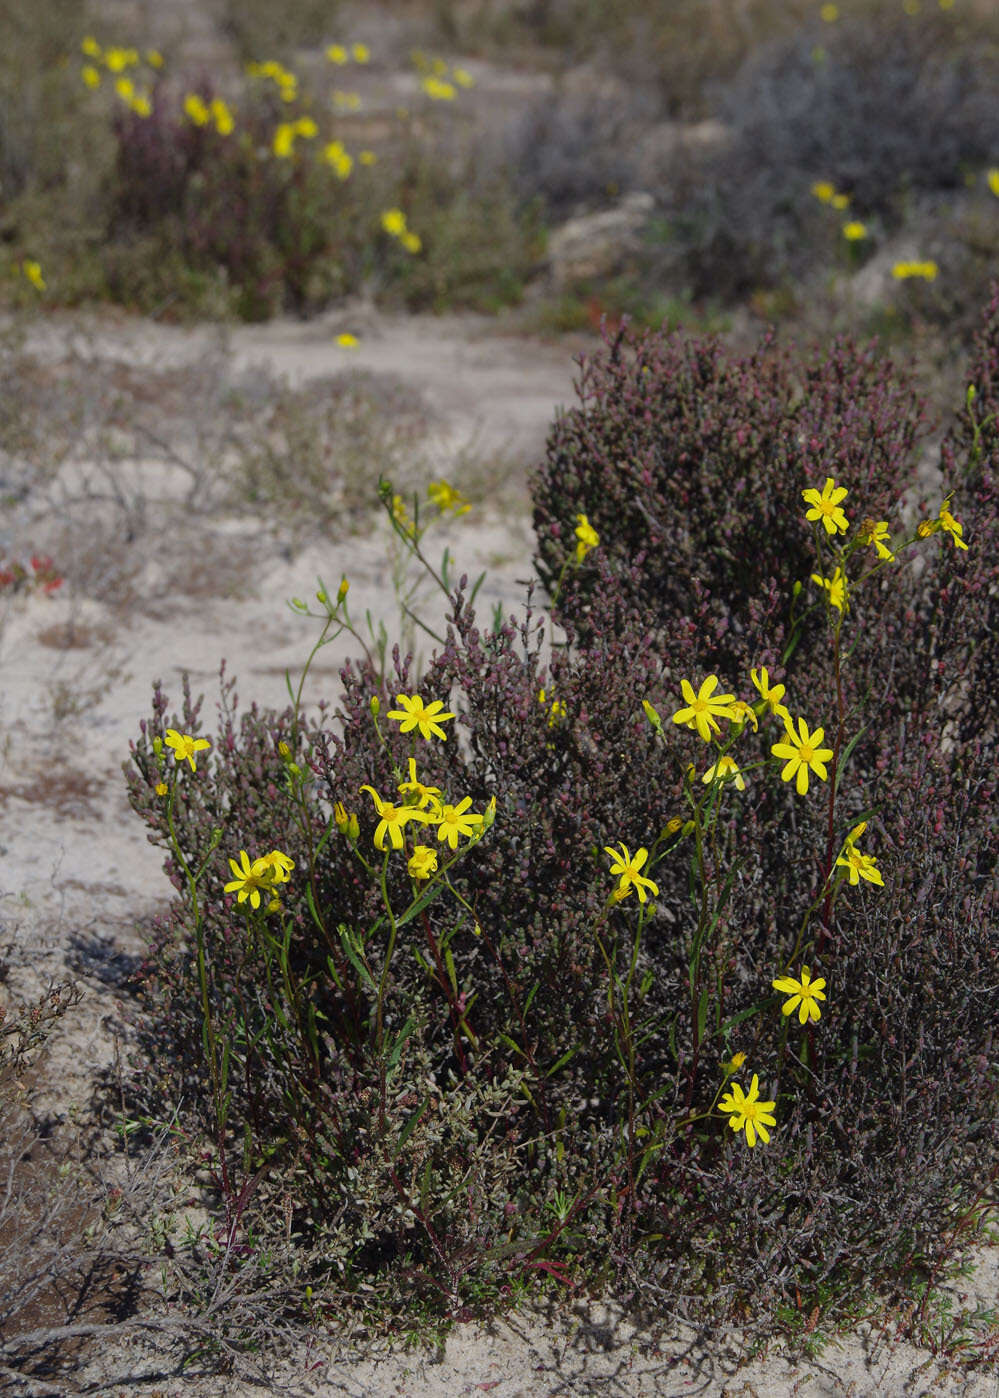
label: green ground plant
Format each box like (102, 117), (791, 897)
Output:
(123, 293), (999, 1347)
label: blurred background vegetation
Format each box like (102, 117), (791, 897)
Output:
(1, 0), (997, 372)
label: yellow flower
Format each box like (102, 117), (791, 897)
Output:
(387, 694), (456, 741)
(452, 66), (474, 87)
(538, 688), (567, 727)
(605, 843), (659, 904)
(397, 757), (443, 812)
(224, 850), (277, 910)
(672, 675), (739, 744)
(210, 98), (235, 135)
(987, 169), (999, 198)
(408, 845), (438, 880)
(326, 44), (348, 64)
(359, 149), (377, 165)
(273, 123), (296, 158)
(360, 785), (429, 851)
(830, 192), (850, 210)
(428, 480), (471, 515)
(842, 220), (867, 241)
(21, 259), (45, 291)
(718, 1074), (777, 1147)
(938, 495), (968, 550)
(259, 849), (295, 884)
(115, 76), (135, 100)
(422, 75), (456, 100)
(772, 965), (827, 1024)
(146, 49), (164, 68)
(702, 755), (746, 791)
(803, 476), (849, 534)
(164, 728), (211, 771)
(155, 782), (169, 797)
(104, 47), (133, 73)
(573, 512), (599, 563)
(81, 64), (101, 88)
(750, 667), (791, 723)
(322, 141), (354, 179)
(131, 95), (152, 117)
(811, 180), (835, 203)
(728, 699), (759, 732)
(771, 716), (834, 796)
(820, 3), (839, 20)
(892, 260), (938, 280)
(859, 519), (895, 561)
(352, 43), (370, 63)
(728, 1050), (747, 1070)
(336, 331), (359, 348)
(436, 797), (485, 849)
(81, 36), (102, 58)
(836, 824), (884, 885)
(183, 93), (210, 126)
(294, 116), (318, 138)
(810, 565), (848, 613)
(381, 207), (408, 237)
(391, 493), (415, 536)
(400, 230), (422, 254)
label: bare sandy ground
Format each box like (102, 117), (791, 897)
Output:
(2, 308), (998, 1396)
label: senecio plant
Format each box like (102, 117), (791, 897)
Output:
(128, 303), (999, 1340)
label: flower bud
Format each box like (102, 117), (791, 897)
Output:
(278, 740), (291, 758)
(337, 574), (350, 604)
(152, 735), (163, 758)
(333, 801), (349, 833)
(370, 695), (380, 717)
(347, 813), (360, 841)
(664, 816), (684, 836)
(642, 699), (662, 730)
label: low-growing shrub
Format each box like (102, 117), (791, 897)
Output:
(124, 303), (998, 1336)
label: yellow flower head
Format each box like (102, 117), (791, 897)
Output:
(164, 728), (211, 772)
(750, 667), (790, 722)
(210, 98), (235, 135)
(115, 76), (135, 101)
(400, 229), (422, 254)
(397, 757), (443, 812)
(421, 75), (456, 100)
(672, 675), (738, 744)
(538, 687), (567, 727)
(436, 797), (485, 849)
(360, 784), (429, 851)
(386, 693), (456, 741)
(408, 844), (438, 880)
(21, 259), (45, 292)
(892, 260), (938, 281)
(323, 142), (354, 179)
(938, 495), (968, 551)
(81, 36), (102, 58)
(772, 965), (827, 1024)
(988, 169), (999, 199)
(131, 95), (152, 117)
(859, 519), (895, 561)
(359, 149), (377, 165)
(574, 513), (599, 563)
(836, 839), (884, 886)
(820, 3), (839, 20)
(381, 207), (408, 237)
(326, 44), (348, 64)
(452, 66), (474, 88)
(702, 755), (746, 791)
(428, 480), (471, 515)
(273, 123), (296, 158)
(830, 192), (850, 210)
(811, 180), (835, 203)
(771, 715), (834, 796)
(155, 782), (169, 797)
(810, 565), (849, 613)
(802, 476), (849, 535)
(842, 220), (867, 241)
(352, 43), (371, 63)
(82, 64), (101, 88)
(183, 93), (210, 126)
(222, 844), (279, 911)
(294, 116), (318, 138)
(146, 49), (164, 68)
(718, 1073), (777, 1147)
(728, 699), (759, 732)
(336, 331), (359, 348)
(605, 842), (659, 904)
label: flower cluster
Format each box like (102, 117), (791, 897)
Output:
(380, 208), (422, 255)
(224, 848), (295, 910)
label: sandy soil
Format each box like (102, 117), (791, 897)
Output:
(2, 307), (998, 1396)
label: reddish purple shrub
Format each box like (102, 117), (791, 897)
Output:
(124, 305), (999, 1330)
